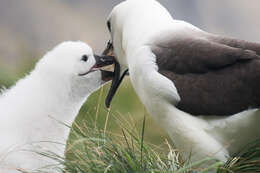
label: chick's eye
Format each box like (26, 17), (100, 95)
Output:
(81, 55), (88, 62)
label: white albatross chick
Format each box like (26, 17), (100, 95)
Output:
(103, 0), (260, 163)
(0, 41), (114, 172)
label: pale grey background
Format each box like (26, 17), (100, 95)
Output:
(0, 0), (260, 71)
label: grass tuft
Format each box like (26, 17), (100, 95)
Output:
(218, 139), (260, 173)
(32, 115), (223, 173)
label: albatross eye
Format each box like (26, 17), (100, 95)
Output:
(81, 55), (89, 62)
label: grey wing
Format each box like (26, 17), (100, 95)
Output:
(152, 32), (260, 74)
(151, 32), (260, 116)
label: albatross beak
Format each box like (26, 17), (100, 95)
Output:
(78, 55), (115, 77)
(94, 54), (116, 82)
(102, 41), (129, 108)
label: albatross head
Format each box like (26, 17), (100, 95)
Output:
(36, 41), (115, 97)
(103, 0), (174, 107)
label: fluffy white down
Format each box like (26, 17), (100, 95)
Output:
(107, 0), (260, 163)
(0, 41), (105, 172)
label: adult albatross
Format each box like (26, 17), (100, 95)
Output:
(103, 0), (260, 162)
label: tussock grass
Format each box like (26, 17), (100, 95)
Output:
(218, 139), (260, 173)
(31, 113), (260, 173)
(32, 114), (222, 173)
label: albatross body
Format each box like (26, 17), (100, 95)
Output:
(103, 0), (260, 162)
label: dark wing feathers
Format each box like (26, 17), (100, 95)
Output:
(151, 31), (260, 116)
(152, 34), (260, 74)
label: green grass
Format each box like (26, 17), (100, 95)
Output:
(30, 112), (260, 173)
(65, 115), (223, 173)
(33, 114), (223, 173)
(218, 139), (260, 173)
(73, 79), (174, 148)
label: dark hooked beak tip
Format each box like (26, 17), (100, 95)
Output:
(105, 63), (128, 108)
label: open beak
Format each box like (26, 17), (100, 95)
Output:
(94, 55), (115, 68)
(103, 41), (129, 108)
(78, 55), (115, 77)
(95, 54), (116, 82)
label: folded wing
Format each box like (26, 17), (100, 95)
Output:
(151, 30), (260, 116)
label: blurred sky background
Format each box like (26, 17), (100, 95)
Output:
(1, 0), (260, 73)
(1, 0), (260, 147)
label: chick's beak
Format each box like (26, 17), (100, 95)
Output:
(94, 54), (116, 82)
(94, 55), (115, 68)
